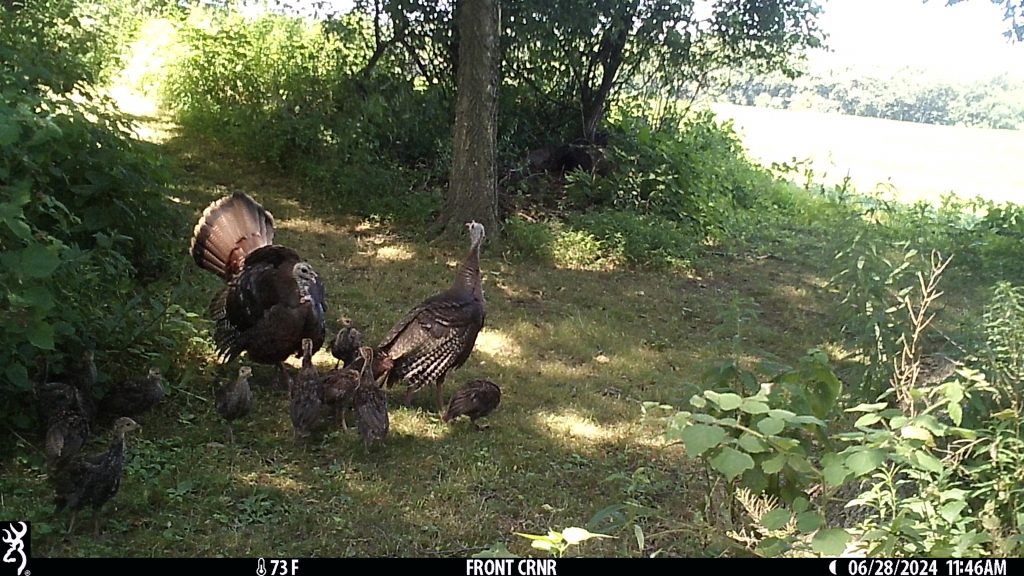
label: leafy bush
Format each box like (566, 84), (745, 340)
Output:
(0, 0), (191, 434)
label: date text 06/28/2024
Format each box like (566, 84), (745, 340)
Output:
(842, 559), (1007, 576)
(467, 559), (557, 576)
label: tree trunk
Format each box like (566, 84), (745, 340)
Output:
(433, 0), (500, 240)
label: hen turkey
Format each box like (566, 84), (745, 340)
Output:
(443, 379), (501, 431)
(191, 192), (328, 388)
(289, 338), (324, 441)
(377, 221), (486, 412)
(50, 416), (141, 536)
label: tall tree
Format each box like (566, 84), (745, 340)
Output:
(434, 0), (500, 239)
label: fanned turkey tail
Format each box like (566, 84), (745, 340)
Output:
(190, 192), (275, 281)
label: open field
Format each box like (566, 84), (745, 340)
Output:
(712, 102), (1024, 205)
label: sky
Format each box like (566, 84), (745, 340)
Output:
(808, 0), (1024, 81)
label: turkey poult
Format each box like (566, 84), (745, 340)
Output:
(98, 367), (165, 422)
(215, 366), (254, 444)
(190, 192), (328, 388)
(443, 379), (501, 431)
(50, 417), (141, 537)
(289, 338), (324, 441)
(36, 351), (98, 464)
(352, 346), (389, 452)
(377, 221), (486, 412)
(321, 367), (359, 431)
(330, 323), (362, 370)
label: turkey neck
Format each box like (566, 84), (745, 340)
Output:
(452, 235), (483, 299)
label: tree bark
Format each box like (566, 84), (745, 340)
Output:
(433, 0), (500, 240)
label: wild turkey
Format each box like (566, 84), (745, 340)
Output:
(190, 192), (328, 388)
(330, 323), (362, 369)
(443, 379), (501, 431)
(289, 338), (323, 441)
(36, 351), (98, 464)
(98, 367), (165, 422)
(352, 346), (389, 452)
(377, 221), (486, 412)
(321, 366), (359, 431)
(50, 416), (141, 536)
(216, 366), (253, 444)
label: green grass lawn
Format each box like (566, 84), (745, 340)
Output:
(712, 102), (1024, 206)
(0, 112), (842, 558)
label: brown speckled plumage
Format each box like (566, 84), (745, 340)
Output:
(289, 338), (323, 440)
(443, 379), (501, 431)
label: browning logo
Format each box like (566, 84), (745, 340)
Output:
(1, 522), (29, 576)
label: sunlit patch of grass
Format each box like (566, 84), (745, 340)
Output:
(374, 245), (416, 261)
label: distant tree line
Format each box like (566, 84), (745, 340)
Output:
(715, 67), (1024, 130)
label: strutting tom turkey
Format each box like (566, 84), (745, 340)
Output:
(377, 222), (486, 412)
(190, 192), (327, 387)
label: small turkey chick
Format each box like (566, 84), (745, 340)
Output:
(36, 351), (99, 464)
(216, 366), (254, 444)
(443, 379), (501, 431)
(352, 346), (389, 452)
(330, 323), (362, 369)
(321, 367), (359, 430)
(99, 367), (165, 422)
(289, 338), (323, 441)
(50, 416), (141, 537)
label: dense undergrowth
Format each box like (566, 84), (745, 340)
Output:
(2, 0), (1023, 558)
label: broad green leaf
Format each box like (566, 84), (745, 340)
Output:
(742, 467), (768, 492)
(757, 417), (785, 436)
(20, 243), (61, 279)
(760, 508), (792, 531)
(854, 413), (882, 428)
(846, 402), (888, 413)
(790, 415), (826, 426)
(737, 433), (768, 453)
(811, 528), (851, 556)
(939, 488), (968, 502)
(710, 446), (755, 480)
(561, 527), (610, 545)
(679, 424), (727, 456)
(792, 497), (810, 514)
(707, 391), (742, 411)
(939, 501), (967, 524)
(740, 397), (769, 414)
(530, 540), (554, 551)
(27, 321), (55, 350)
(912, 450), (943, 474)
(762, 453), (786, 474)
(900, 426), (934, 444)
(689, 394), (707, 409)
(767, 409), (796, 421)
(4, 362), (29, 390)
(755, 536), (789, 558)
(948, 403), (963, 426)
(846, 449), (885, 476)
(787, 454), (815, 474)
(822, 454), (849, 487)
(797, 511), (824, 532)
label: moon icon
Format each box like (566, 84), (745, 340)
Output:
(828, 560), (837, 575)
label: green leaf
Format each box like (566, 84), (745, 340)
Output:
(4, 362), (29, 390)
(689, 394), (707, 409)
(822, 454), (849, 487)
(27, 320), (55, 350)
(737, 433), (768, 453)
(740, 397), (769, 414)
(787, 454), (815, 474)
(706, 391), (742, 411)
(531, 539), (554, 552)
(900, 426), (934, 444)
(561, 527), (610, 545)
(679, 424), (727, 456)
(854, 413), (882, 428)
(912, 450), (943, 474)
(811, 528), (851, 556)
(790, 415), (826, 426)
(761, 508), (792, 531)
(792, 497), (809, 514)
(710, 446), (755, 480)
(762, 454), (786, 474)
(757, 417), (785, 435)
(797, 511), (824, 532)
(472, 542), (518, 558)
(846, 402), (888, 412)
(20, 243), (62, 279)
(948, 403), (963, 427)
(0, 119), (20, 146)
(846, 449), (885, 476)
(939, 501), (967, 524)
(633, 525), (644, 552)
(767, 409), (796, 421)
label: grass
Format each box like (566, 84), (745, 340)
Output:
(712, 102), (1024, 205)
(0, 105), (845, 558)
